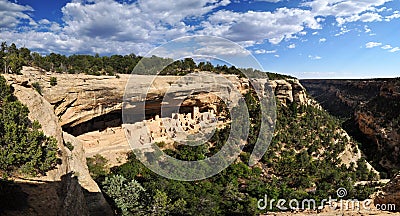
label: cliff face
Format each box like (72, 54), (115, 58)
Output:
(3, 67), (377, 214)
(355, 80), (400, 173)
(301, 79), (400, 175)
(8, 83), (67, 181)
(270, 79), (308, 106)
(374, 171), (400, 210)
(10, 67), (308, 137)
(15, 68), (248, 136)
(4, 71), (113, 216)
(300, 79), (382, 118)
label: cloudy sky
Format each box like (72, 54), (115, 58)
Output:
(1, 0), (399, 78)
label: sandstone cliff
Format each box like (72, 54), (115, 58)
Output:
(302, 79), (400, 176)
(3, 67), (379, 214)
(374, 171), (400, 211)
(270, 79), (308, 106)
(4, 71), (113, 216)
(300, 79), (382, 118)
(355, 80), (400, 173)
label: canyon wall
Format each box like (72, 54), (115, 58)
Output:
(301, 79), (400, 175)
(4, 70), (113, 216)
(2, 67), (378, 214)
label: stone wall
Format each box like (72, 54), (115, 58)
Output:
(125, 107), (217, 148)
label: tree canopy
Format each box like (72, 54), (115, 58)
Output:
(0, 41), (294, 80)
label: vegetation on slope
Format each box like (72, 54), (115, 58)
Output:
(302, 79), (400, 178)
(0, 76), (58, 177)
(357, 79), (400, 177)
(88, 90), (377, 215)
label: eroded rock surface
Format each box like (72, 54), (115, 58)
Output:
(4, 71), (112, 216)
(301, 79), (400, 174)
(374, 171), (400, 212)
(3, 67), (380, 215)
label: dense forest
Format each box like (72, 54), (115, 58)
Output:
(87, 90), (378, 215)
(0, 42), (293, 80)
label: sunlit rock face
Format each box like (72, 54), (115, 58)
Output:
(4, 68), (113, 216)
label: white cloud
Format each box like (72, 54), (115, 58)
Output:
(336, 12), (382, 26)
(319, 38), (326, 43)
(288, 44), (296, 49)
(385, 11), (400, 21)
(200, 7), (321, 45)
(159, 37), (252, 58)
(0, 0), (35, 29)
(38, 19), (50, 25)
(254, 49), (277, 54)
(137, 0), (230, 25)
(364, 25), (371, 33)
(308, 55), (322, 60)
(274, 54), (280, 58)
(0, 30), (155, 55)
(389, 47), (400, 53)
(376, 7), (388, 12)
(377, 44), (400, 53)
(335, 27), (350, 36)
(61, 0), (207, 42)
(301, 0), (391, 26)
(301, 0), (390, 17)
(358, 12), (383, 22)
(195, 44), (250, 57)
(1, 0), (230, 55)
(0, 0), (397, 56)
(255, 0), (282, 2)
(365, 42), (382, 48)
(266, 50), (277, 54)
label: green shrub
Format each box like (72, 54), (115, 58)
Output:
(87, 154), (108, 180)
(50, 77), (57, 86)
(102, 175), (147, 215)
(32, 82), (42, 95)
(0, 76), (58, 176)
(64, 141), (74, 151)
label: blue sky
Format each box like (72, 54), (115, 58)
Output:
(1, 0), (399, 78)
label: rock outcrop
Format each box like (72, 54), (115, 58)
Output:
(301, 79), (400, 175)
(4, 71), (113, 216)
(3, 67), (379, 215)
(374, 171), (400, 212)
(63, 132), (113, 216)
(270, 79), (308, 106)
(9, 68), (301, 135)
(7, 83), (67, 181)
(300, 79), (382, 118)
(355, 80), (400, 173)
(11, 68), (243, 135)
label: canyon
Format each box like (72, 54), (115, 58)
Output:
(2, 67), (396, 215)
(301, 79), (400, 176)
